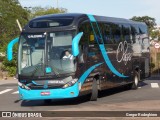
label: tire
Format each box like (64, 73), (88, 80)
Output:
(44, 99), (52, 104)
(131, 71), (140, 90)
(90, 78), (98, 101)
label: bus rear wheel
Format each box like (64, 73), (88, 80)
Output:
(131, 71), (140, 90)
(90, 78), (98, 101)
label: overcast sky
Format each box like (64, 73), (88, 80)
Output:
(19, 0), (160, 25)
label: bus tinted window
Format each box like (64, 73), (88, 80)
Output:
(139, 25), (148, 34)
(29, 17), (74, 28)
(122, 24), (131, 42)
(80, 22), (102, 44)
(131, 25), (140, 43)
(103, 23), (113, 44)
(131, 25), (139, 35)
(131, 26), (136, 35)
(79, 22), (91, 44)
(111, 23), (121, 43)
(131, 26), (137, 43)
(90, 22), (103, 44)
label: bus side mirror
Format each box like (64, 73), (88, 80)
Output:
(72, 32), (83, 57)
(7, 37), (19, 61)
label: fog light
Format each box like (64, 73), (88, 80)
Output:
(70, 92), (74, 95)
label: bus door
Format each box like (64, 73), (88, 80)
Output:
(78, 21), (103, 88)
(88, 21), (121, 88)
(78, 21), (101, 75)
(77, 22), (90, 78)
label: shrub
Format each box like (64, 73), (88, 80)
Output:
(150, 63), (155, 69)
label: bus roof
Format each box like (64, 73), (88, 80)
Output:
(32, 13), (146, 25)
(23, 13), (146, 32)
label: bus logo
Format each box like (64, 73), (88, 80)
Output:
(2, 112), (11, 117)
(116, 41), (132, 65)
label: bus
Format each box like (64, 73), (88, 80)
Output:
(7, 13), (150, 102)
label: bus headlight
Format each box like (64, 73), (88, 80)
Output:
(18, 82), (31, 90)
(63, 79), (78, 88)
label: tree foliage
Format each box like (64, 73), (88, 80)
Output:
(30, 6), (67, 19)
(0, 0), (29, 76)
(0, 0), (29, 52)
(150, 30), (160, 40)
(130, 16), (156, 30)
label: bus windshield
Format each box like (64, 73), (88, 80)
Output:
(18, 31), (76, 78)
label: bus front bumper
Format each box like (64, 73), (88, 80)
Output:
(18, 82), (80, 100)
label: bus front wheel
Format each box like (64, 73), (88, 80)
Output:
(90, 78), (98, 101)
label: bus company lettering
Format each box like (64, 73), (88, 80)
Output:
(116, 41), (132, 65)
(28, 35), (44, 38)
(48, 80), (64, 84)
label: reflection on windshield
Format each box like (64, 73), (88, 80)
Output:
(18, 31), (76, 77)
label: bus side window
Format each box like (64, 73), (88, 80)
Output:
(131, 26), (136, 43)
(139, 25), (148, 35)
(104, 23), (113, 44)
(90, 22), (102, 44)
(134, 25), (140, 44)
(98, 23), (105, 44)
(139, 25), (149, 50)
(135, 25), (140, 35)
(122, 24), (131, 43)
(111, 23), (121, 44)
(78, 22), (89, 44)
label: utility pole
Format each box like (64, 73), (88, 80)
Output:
(24, 7), (32, 19)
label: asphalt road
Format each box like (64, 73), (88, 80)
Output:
(0, 77), (160, 119)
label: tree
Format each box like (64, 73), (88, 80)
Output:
(0, 0), (29, 51)
(30, 6), (67, 19)
(130, 16), (157, 30)
(0, 0), (29, 76)
(150, 30), (160, 40)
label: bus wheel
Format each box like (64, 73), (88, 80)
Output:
(44, 99), (52, 104)
(90, 78), (98, 101)
(131, 72), (140, 90)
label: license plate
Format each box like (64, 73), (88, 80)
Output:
(41, 91), (50, 96)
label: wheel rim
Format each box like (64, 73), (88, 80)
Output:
(134, 75), (138, 86)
